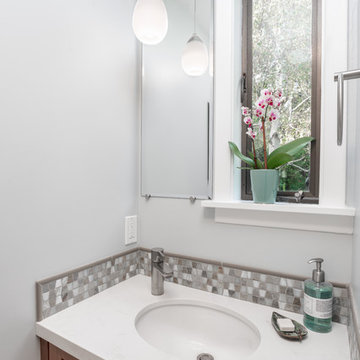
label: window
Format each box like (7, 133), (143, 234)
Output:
(241, 0), (321, 203)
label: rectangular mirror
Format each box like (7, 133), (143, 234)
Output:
(141, 0), (214, 200)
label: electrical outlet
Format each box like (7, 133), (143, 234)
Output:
(125, 215), (137, 245)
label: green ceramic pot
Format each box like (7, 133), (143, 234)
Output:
(250, 169), (279, 204)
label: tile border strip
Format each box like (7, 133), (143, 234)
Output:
(138, 248), (346, 288)
(349, 287), (360, 360)
(36, 248), (138, 321)
(37, 247), (138, 286)
(36, 246), (349, 325)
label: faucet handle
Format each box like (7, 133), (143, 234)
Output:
(151, 247), (165, 262)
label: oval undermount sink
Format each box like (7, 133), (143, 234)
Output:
(135, 300), (261, 360)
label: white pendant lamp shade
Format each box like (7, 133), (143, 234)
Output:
(181, 34), (209, 76)
(132, 0), (168, 45)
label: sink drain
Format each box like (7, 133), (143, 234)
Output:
(197, 354), (214, 360)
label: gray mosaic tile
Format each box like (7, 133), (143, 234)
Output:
(348, 298), (360, 360)
(137, 249), (350, 326)
(37, 247), (351, 333)
(37, 250), (139, 321)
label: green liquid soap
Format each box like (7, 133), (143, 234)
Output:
(303, 258), (333, 333)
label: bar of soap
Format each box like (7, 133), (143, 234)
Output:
(277, 318), (295, 332)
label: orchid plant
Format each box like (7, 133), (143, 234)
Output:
(229, 89), (314, 170)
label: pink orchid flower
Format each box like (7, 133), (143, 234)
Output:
(264, 95), (275, 106)
(244, 116), (252, 125)
(256, 98), (266, 109)
(274, 89), (283, 98)
(261, 89), (272, 97)
(269, 109), (280, 122)
(255, 107), (264, 117)
(246, 128), (256, 139)
(241, 106), (250, 116)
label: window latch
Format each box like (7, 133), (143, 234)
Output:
(241, 73), (247, 103)
(294, 190), (305, 203)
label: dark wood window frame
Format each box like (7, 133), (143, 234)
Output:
(241, 0), (321, 204)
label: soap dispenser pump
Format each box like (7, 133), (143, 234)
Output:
(303, 258), (333, 333)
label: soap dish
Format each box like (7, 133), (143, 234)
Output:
(271, 312), (308, 341)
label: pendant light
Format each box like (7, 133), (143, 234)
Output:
(181, 0), (209, 76)
(132, 0), (168, 45)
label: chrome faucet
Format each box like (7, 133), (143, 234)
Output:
(151, 248), (173, 295)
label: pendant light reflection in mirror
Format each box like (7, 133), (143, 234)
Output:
(132, 0), (168, 45)
(181, 0), (209, 76)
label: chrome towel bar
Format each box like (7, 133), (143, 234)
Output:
(334, 69), (360, 146)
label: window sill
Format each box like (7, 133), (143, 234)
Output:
(201, 200), (355, 234)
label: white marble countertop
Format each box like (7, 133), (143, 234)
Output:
(36, 275), (350, 360)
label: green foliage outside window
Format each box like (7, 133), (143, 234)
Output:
(252, 0), (313, 191)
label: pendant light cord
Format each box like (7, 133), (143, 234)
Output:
(193, 0), (197, 33)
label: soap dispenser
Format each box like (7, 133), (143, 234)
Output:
(303, 258), (333, 333)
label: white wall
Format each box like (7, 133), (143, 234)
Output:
(139, 198), (352, 283)
(0, 1), (138, 359)
(348, 0), (360, 318)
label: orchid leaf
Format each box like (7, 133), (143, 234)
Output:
(256, 159), (264, 169)
(268, 137), (314, 162)
(267, 152), (293, 169)
(247, 151), (264, 169)
(228, 141), (255, 168)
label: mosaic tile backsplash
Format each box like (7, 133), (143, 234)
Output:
(138, 249), (349, 325)
(36, 250), (138, 321)
(38, 248), (351, 326)
(348, 292), (360, 360)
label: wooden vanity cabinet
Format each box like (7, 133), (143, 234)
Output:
(40, 339), (78, 360)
